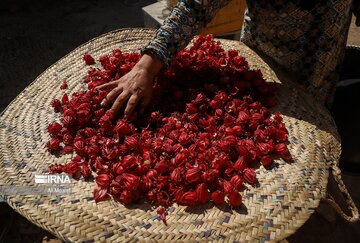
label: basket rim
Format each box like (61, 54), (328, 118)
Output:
(0, 27), (340, 242)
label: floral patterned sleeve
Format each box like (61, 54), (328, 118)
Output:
(142, 0), (232, 68)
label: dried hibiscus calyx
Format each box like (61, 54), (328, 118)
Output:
(49, 163), (64, 174)
(93, 188), (109, 202)
(229, 191), (242, 207)
(47, 35), (291, 224)
(83, 54), (95, 65)
(47, 138), (61, 153)
(211, 190), (225, 205)
(156, 206), (167, 225)
(60, 80), (68, 89)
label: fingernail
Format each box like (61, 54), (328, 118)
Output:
(100, 100), (105, 106)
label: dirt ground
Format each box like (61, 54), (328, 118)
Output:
(348, 16), (360, 46)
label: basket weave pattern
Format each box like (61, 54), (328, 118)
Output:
(0, 28), (342, 242)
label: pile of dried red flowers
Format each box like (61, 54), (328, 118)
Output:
(48, 35), (290, 222)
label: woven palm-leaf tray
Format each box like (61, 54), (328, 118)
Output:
(0, 28), (358, 242)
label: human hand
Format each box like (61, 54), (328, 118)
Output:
(97, 54), (163, 118)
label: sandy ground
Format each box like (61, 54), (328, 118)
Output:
(348, 16), (360, 46)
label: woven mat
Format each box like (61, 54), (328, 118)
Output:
(0, 28), (354, 242)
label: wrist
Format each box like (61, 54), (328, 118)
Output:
(135, 54), (164, 78)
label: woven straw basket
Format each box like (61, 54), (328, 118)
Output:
(0, 28), (358, 242)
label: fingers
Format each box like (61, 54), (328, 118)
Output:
(96, 81), (118, 90)
(139, 94), (152, 114)
(111, 91), (131, 115)
(101, 87), (123, 106)
(124, 95), (140, 118)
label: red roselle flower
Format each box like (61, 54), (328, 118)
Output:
(124, 136), (138, 150)
(275, 143), (288, 156)
(120, 190), (135, 205)
(64, 161), (79, 175)
(229, 191), (242, 207)
(49, 163), (64, 174)
(257, 142), (273, 155)
(211, 190), (225, 205)
(230, 175), (243, 190)
(186, 103), (198, 114)
(185, 168), (202, 183)
(146, 169), (158, 179)
(48, 122), (62, 137)
(275, 129), (287, 142)
(93, 188), (109, 202)
(155, 160), (168, 174)
(73, 140), (86, 155)
(114, 119), (132, 135)
(243, 168), (257, 185)
(180, 191), (197, 206)
(83, 54), (95, 65)
(201, 169), (219, 184)
(63, 134), (73, 145)
(47, 138), (61, 153)
(222, 180), (235, 196)
(150, 111), (163, 123)
(196, 183), (209, 204)
(110, 181), (122, 195)
(96, 174), (112, 188)
(170, 168), (182, 183)
(47, 34), (291, 222)
(237, 111), (250, 123)
(233, 157), (247, 172)
(62, 94), (69, 105)
(157, 207), (167, 225)
(232, 125), (242, 135)
(51, 99), (62, 113)
(193, 93), (207, 105)
(261, 155), (273, 167)
(64, 146), (74, 155)
(60, 80), (68, 89)
(62, 116), (74, 127)
(211, 154), (228, 170)
(61, 148), (72, 157)
(80, 164), (92, 178)
(120, 173), (139, 190)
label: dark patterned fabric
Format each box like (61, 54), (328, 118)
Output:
(142, 0), (231, 67)
(143, 0), (359, 105)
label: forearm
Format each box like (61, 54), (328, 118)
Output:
(142, 0), (231, 68)
(135, 54), (164, 79)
